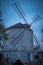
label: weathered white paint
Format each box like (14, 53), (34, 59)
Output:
(3, 28), (34, 62)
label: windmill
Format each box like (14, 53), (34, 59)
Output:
(2, 1), (41, 62)
(11, 1), (41, 50)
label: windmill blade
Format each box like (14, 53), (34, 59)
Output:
(11, 30), (25, 43)
(12, 4), (22, 18)
(13, 1), (25, 18)
(15, 1), (25, 17)
(11, 30), (25, 47)
(32, 15), (39, 20)
(33, 34), (40, 47)
(32, 15), (41, 23)
(13, 31), (24, 46)
(9, 30), (24, 44)
(30, 15), (41, 26)
(9, 30), (22, 41)
(33, 34), (41, 51)
(12, 1), (28, 24)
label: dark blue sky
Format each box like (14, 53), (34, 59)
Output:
(0, 0), (43, 44)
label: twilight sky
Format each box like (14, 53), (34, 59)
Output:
(0, 0), (43, 48)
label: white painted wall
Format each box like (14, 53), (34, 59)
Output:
(3, 28), (34, 62)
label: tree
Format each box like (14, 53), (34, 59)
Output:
(0, 21), (8, 40)
(0, 10), (8, 65)
(0, 10), (8, 49)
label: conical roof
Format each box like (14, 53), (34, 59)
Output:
(6, 23), (33, 31)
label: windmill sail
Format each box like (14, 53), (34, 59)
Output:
(33, 15), (41, 23)
(30, 15), (41, 26)
(33, 34), (41, 51)
(10, 30), (25, 47)
(15, 1), (25, 17)
(12, 1), (28, 24)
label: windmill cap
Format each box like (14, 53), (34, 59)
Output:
(6, 23), (33, 32)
